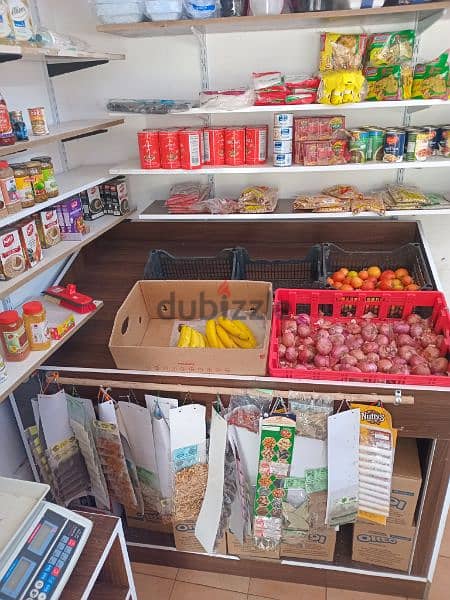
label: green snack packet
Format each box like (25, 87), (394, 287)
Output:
(412, 52), (449, 100)
(364, 64), (412, 101)
(366, 29), (415, 66)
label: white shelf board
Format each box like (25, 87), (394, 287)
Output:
(0, 42), (124, 63)
(0, 212), (134, 299)
(110, 157), (450, 176)
(0, 299), (103, 404)
(139, 198), (450, 221)
(110, 99), (450, 117)
(0, 118), (124, 158)
(0, 166), (114, 230)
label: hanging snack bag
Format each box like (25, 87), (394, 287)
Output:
(364, 64), (413, 101)
(412, 52), (449, 100)
(366, 30), (415, 67)
(319, 33), (368, 72)
(318, 70), (367, 105)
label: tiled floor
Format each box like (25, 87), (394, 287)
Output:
(131, 511), (450, 599)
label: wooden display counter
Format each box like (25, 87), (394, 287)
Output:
(43, 220), (450, 599)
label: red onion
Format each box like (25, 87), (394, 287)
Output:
(282, 319), (297, 334)
(392, 357), (407, 366)
(350, 348), (365, 361)
(346, 366), (362, 373)
(378, 358), (393, 373)
(362, 341), (379, 354)
(358, 361), (378, 373)
(366, 352), (380, 363)
(347, 321), (361, 335)
(378, 323), (393, 337)
(393, 321), (410, 334)
(303, 336), (315, 346)
(379, 343), (397, 359)
(341, 354), (358, 367)
(347, 335), (364, 350)
(296, 313), (311, 325)
(285, 347), (298, 363)
(411, 364), (431, 376)
(407, 313), (422, 325)
(314, 354), (330, 368)
(316, 338), (332, 356)
(397, 333), (414, 347)
(295, 364), (309, 371)
(422, 345), (440, 362)
(421, 332), (438, 348)
(436, 335), (445, 348)
(329, 324), (344, 335)
(282, 332), (295, 348)
(278, 344), (286, 359)
(376, 334), (390, 346)
(410, 354), (427, 368)
(316, 319), (333, 330)
(398, 345), (416, 362)
(390, 364), (410, 374)
(316, 329), (330, 340)
(430, 357), (449, 374)
(361, 324), (378, 342)
(409, 324), (424, 339)
(297, 324), (311, 338)
(331, 345), (349, 360)
(330, 333), (345, 346)
(298, 346), (315, 363)
(294, 335), (301, 347)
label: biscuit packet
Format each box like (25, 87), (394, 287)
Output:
(364, 64), (413, 101)
(366, 30), (415, 66)
(319, 33), (368, 71)
(412, 52), (449, 100)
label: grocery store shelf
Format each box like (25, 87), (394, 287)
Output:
(0, 166), (115, 230)
(0, 118), (124, 158)
(0, 299), (103, 404)
(0, 212), (134, 299)
(139, 198), (450, 221)
(96, 1), (450, 37)
(110, 157), (450, 176)
(110, 99), (450, 118)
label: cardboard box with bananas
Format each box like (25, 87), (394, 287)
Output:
(109, 281), (272, 375)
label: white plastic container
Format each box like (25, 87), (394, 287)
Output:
(145, 0), (182, 20)
(250, 0), (283, 15)
(273, 153), (292, 167)
(94, 1), (145, 24)
(184, 0), (217, 19)
(273, 126), (293, 141)
(273, 140), (292, 153)
(7, 0), (33, 41)
(274, 113), (294, 127)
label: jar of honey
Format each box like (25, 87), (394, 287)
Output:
(0, 310), (30, 361)
(23, 301), (51, 351)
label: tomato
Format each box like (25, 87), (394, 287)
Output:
(391, 278), (404, 289)
(379, 280), (393, 290)
(395, 268), (409, 279)
(334, 281), (343, 289)
(381, 270), (396, 280)
(343, 277), (352, 285)
(351, 276), (363, 289)
(406, 284), (420, 291)
(358, 270), (369, 280)
(367, 276), (378, 284)
(333, 271), (346, 282)
(339, 267), (349, 275)
(340, 284), (354, 291)
(361, 280), (375, 290)
(367, 266), (381, 279)
(402, 275), (413, 286)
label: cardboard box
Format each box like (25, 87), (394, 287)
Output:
(80, 186), (105, 221)
(126, 508), (173, 534)
(226, 531), (280, 559)
(352, 521), (415, 572)
(389, 438), (422, 526)
(173, 519), (226, 554)
(281, 529), (337, 562)
(109, 280), (272, 375)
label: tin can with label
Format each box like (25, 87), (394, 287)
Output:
(224, 127), (245, 166)
(245, 125), (268, 165)
(274, 113), (294, 127)
(179, 128), (202, 170)
(404, 128), (419, 162)
(406, 128), (429, 162)
(203, 127), (225, 166)
(383, 129), (406, 163)
(273, 153), (292, 167)
(349, 128), (369, 163)
(273, 139), (292, 154)
(159, 129), (181, 169)
(423, 125), (439, 156)
(138, 130), (161, 169)
(28, 107), (49, 136)
(273, 127), (293, 141)
(365, 127), (385, 161)
(438, 126), (450, 157)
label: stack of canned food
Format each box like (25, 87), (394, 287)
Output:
(273, 113), (293, 167)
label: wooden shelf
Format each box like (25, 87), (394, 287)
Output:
(0, 299), (103, 404)
(96, 1), (450, 37)
(0, 166), (116, 230)
(0, 118), (124, 158)
(111, 157), (450, 176)
(139, 198), (450, 221)
(0, 211), (134, 299)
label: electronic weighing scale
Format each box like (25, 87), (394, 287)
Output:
(0, 477), (92, 600)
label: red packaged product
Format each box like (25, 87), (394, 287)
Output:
(203, 127), (225, 166)
(138, 129), (161, 169)
(245, 125), (268, 165)
(255, 89), (288, 106)
(302, 139), (349, 166)
(294, 116), (345, 142)
(294, 141), (304, 165)
(285, 91), (317, 105)
(179, 128), (202, 170)
(224, 127), (245, 166)
(285, 75), (321, 90)
(158, 128), (181, 169)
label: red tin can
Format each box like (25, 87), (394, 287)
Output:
(224, 127), (245, 166)
(137, 129), (161, 169)
(158, 128), (181, 169)
(245, 125), (268, 165)
(203, 127), (225, 166)
(178, 128), (202, 170)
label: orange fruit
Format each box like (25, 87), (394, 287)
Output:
(379, 280), (392, 291)
(402, 275), (413, 286)
(333, 271), (345, 282)
(361, 280), (375, 290)
(351, 277), (363, 289)
(348, 270), (358, 279)
(368, 266), (381, 279)
(406, 284), (420, 291)
(358, 270), (369, 280)
(340, 284), (353, 291)
(395, 268), (409, 279)
(339, 267), (349, 275)
(381, 270), (396, 280)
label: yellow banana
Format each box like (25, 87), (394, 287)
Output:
(206, 319), (221, 348)
(196, 330), (206, 348)
(216, 323), (238, 348)
(218, 316), (248, 340)
(203, 334), (209, 347)
(177, 325), (192, 348)
(233, 320), (257, 346)
(232, 334), (256, 349)
(190, 329), (205, 348)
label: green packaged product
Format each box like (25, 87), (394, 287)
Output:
(364, 64), (412, 101)
(412, 52), (449, 100)
(366, 30), (415, 66)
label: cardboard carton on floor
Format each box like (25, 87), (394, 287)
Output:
(173, 519), (226, 554)
(126, 508), (173, 534)
(388, 438), (422, 526)
(352, 521), (415, 572)
(109, 280), (272, 376)
(281, 528), (337, 562)
(226, 531), (280, 560)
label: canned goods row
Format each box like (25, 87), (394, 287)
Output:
(138, 126), (268, 169)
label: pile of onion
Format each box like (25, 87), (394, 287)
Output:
(277, 313), (448, 377)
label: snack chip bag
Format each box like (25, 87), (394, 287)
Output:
(364, 64), (412, 101)
(318, 70), (367, 105)
(412, 52), (449, 100)
(319, 33), (368, 71)
(366, 30), (415, 66)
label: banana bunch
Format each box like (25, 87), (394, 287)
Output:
(205, 317), (257, 349)
(177, 325), (207, 348)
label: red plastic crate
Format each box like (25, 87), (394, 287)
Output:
(269, 289), (450, 387)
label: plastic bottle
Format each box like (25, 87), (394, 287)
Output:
(184, 0), (218, 19)
(0, 161), (21, 214)
(0, 0), (12, 39)
(7, 0), (33, 41)
(23, 301), (51, 351)
(0, 310), (30, 362)
(0, 92), (16, 147)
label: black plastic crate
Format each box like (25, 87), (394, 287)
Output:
(144, 248), (239, 280)
(322, 242), (435, 291)
(236, 246), (322, 290)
